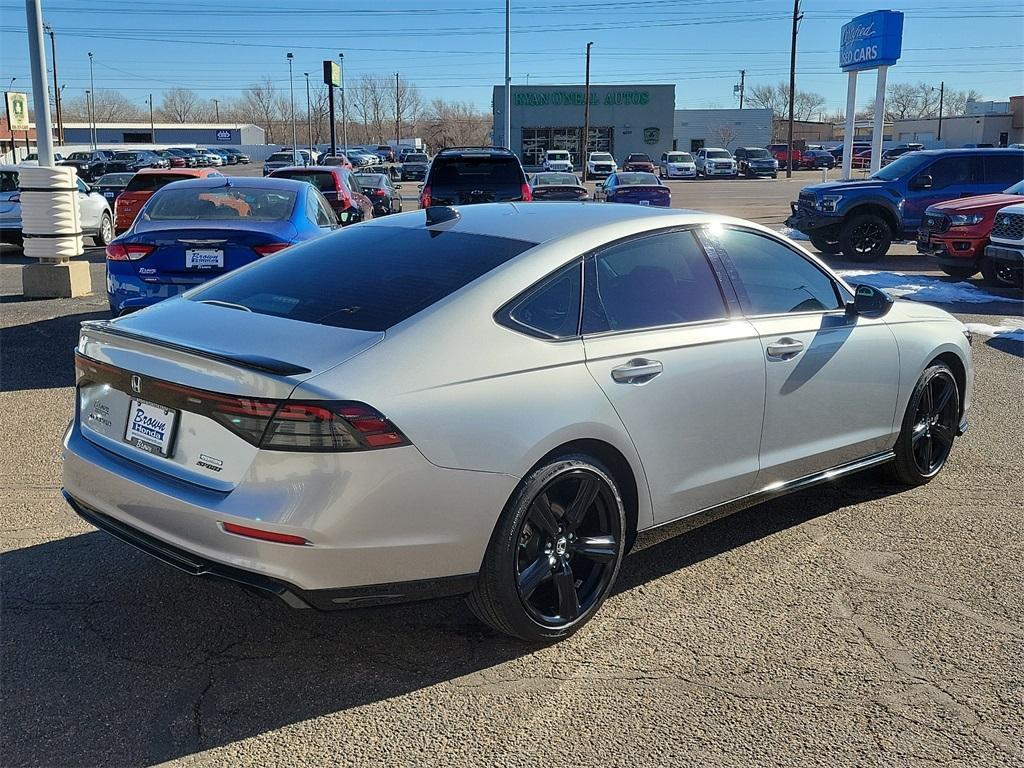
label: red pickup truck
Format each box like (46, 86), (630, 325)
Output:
(917, 180), (1024, 282)
(767, 143), (802, 170)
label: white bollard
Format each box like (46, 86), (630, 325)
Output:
(821, 167), (828, 183)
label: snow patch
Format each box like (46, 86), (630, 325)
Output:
(777, 226), (809, 241)
(963, 322), (1024, 342)
(838, 270), (1024, 305)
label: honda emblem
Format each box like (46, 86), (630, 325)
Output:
(130, 375), (142, 394)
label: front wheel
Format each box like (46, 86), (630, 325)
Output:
(839, 213), (892, 262)
(889, 363), (960, 486)
(468, 454), (626, 642)
(93, 213), (113, 246)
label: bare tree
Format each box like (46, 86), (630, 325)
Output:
(420, 98), (490, 150)
(747, 81), (826, 122)
(710, 123), (737, 149)
(64, 89), (141, 122)
(794, 90), (826, 121)
(388, 76), (423, 141)
(864, 81), (986, 121)
(943, 88), (985, 117)
(158, 88), (202, 123)
(236, 78), (280, 142)
(350, 75), (389, 143)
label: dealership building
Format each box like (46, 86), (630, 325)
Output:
(60, 122), (266, 146)
(492, 84), (675, 166)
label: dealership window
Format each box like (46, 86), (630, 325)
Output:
(122, 132), (153, 143)
(521, 127), (613, 166)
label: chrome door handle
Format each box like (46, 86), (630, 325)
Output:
(766, 338), (804, 360)
(611, 358), (663, 383)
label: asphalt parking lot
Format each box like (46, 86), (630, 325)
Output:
(2, 181), (1022, 767)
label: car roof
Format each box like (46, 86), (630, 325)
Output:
(271, 165), (342, 174)
(136, 167), (219, 177)
(907, 148), (1023, 157)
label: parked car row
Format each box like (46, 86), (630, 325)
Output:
(52, 147), (250, 181)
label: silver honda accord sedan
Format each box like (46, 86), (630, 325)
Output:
(63, 202), (973, 642)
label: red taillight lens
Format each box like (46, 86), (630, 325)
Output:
(105, 243), (155, 261)
(370, 189), (386, 196)
(221, 522), (308, 546)
(520, 183), (532, 202)
(420, 185), (431, 208)
(252, 243), (290, 256)
(261, 401), (409, 452)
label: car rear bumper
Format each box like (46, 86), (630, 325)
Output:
(62, 415), (516, 597)
(106, 270), (194, 315)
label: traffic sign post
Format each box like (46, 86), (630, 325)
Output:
(324, 60), (340, 158)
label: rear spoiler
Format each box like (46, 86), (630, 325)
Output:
(80, 320), (312, 376)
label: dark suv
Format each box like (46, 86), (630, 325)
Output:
(60, 150), (116, 182)
(419, 147), (530, 208)
(786, 148), (1024, 260)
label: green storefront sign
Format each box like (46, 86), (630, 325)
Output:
(514, 91), (650, 107)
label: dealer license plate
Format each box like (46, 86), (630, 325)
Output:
(124, 399), (177, 457)
(639, 200), (650, 206)
(185, 248), (224, 269)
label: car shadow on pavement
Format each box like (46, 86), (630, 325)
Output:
(1, 310), (108, 391)
(1, 475), (900, 767)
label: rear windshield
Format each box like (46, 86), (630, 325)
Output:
(430, 158), (523, 189)
(617, 173), (659, 185)
(355, 174), (386, 186)
(535, 173), (577, 185)
(404, 154), (428, 162)
(188, 227), (534, 331)
(125, 173), (194, 193)
(274, 170), (336, 192)
(97, 174), (133, 185)
(147, 186), (296, 221)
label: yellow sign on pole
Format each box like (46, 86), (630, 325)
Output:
(5, 91), (30, 132)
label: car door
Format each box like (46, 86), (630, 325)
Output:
(582, 229), (766, 522)
(76, 179), (104, 231)
(902, 154), (983, 231)
(706, 226), (900, 485)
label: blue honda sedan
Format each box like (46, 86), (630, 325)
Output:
(106, 176), (338, 315)
(594, 172), (671, 207)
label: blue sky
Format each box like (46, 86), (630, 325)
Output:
(1, 0), (1022, 116)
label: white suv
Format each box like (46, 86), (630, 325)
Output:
(542, 150), (573, 173)
(586, 152), (617, 178)
(985, 203), (1024, 289)
(695, 148), (737, 178)
(659, 151), (697, 179)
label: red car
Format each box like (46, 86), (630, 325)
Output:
(917, 180), (1024, 282)
(767, 143), (802, 169)
(269, 165), (374, 224)
(114, 167), (223, 234)
(622, 153), (655, 172)
(851, 149), (873, 169)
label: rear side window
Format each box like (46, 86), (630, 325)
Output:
(430, 158), (523, 188)
(1, 171), (18, 192)
(125, 174), (189, 193)
(275, 171), (336, 193)
(189, 227), (535, 331)
(584, 230), (727, 333)
(499, 262), (582, 339)
(923, 156), (977, 189)
(983, 154), (1024, 185)
(713, 228), (840, 315)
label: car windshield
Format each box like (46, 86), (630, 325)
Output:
(146, 186), (297, 221)
(707, 150), (731, 159)
(67, 152), (92, 161)
(627, 154), (651, 162)
(869, 153), (929, 180)
(667, 153), (692, 163)
(355, 174), (386, 187)
(547, 152), (570, 160)
(405, 154), (428, 162)
(591, 153), (613, 162)
(745, 149), (771, 159)
(114, 153), (139, 161)
(267, 153), (296, 163)
(535, 173), (577, 185)
(273, 171), (337, 193)
(188, 227), (534, 332)
(321, 156), (348, 166)
(1005, 180), (1024, 195)
(617, 173), (658, 185)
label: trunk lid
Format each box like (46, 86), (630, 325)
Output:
(76, 301), (383, 490)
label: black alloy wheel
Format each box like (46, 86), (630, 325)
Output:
(890, 364), (959, 485)
(469, 455), (626, 642)
(840, 213), (893, 262)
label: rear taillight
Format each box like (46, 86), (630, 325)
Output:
(370, 189), (386, 197)
(420, 185), (431, 208)
(105, 243), (155, 261)
(252, 243), (290, 256)
(261, 401), (408, 451)
(221, 522), (308, 546)
(520, 183), (532, 202)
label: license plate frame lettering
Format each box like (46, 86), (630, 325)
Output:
(185, 248), (224, 270)
(124, 398), (178, 458)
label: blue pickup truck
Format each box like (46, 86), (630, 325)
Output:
(786, 148), (1024, 261)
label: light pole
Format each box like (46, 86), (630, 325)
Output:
(147, 93), (155, 143)
(339, 52), (348, 151)
(44, 23), (62, 145)
(582, 42), (592, 182)
(785, 0), (801, 178)
(503, 0), (511, 150)
(212, 98), (220, 122)
(304, 72), (313, 158)
(85, 89), (92, 151)
(87, 51), (95, 149)
(287, 52), (297, 162)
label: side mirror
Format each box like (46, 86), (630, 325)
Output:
(848, 284), (894, 318)
(912, 174), (933, 190)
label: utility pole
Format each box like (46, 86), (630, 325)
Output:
(395, 72), (401, 150)
(785, 0), (801, 178)
(85, 89), (92, 151)
(212, 98), (220, 122)
(286, 53), (297, 163)
(582, 41), (593, 182)
(304, 72), (313, 158)
(937, 81), (945, 142)
(503, 0), (511, 150)
(147, 93), (154, 142)
(44, 24), (62, 145)
(87, 51), (96, 149)
(339, 53), (348, 151)
(736, 69), (746, 109)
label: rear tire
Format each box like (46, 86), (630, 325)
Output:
(468, 454), (626, 643)
(810, 233), (842, 254)
(939, 265), (977, 280)
(93, 213), (113, 246)
(889, 363), (960, 486)
(840, 213), (892, 262)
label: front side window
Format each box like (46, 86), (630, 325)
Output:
(713, 228), (840, 315)
(923, 156), (976, 189)
(584, 230), (728, 334)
